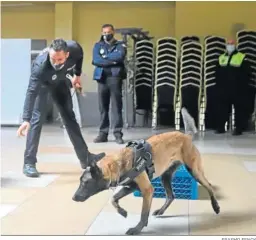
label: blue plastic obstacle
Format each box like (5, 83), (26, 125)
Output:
(133, 165), (198, 200)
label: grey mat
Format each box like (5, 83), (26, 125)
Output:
(1, 171), (59, 188)
(243, 161), (256, 172)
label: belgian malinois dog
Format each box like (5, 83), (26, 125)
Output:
(73, 108), (220, 235)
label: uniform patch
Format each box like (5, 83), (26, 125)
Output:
(66, 73), (73, 81)
(52, 74), (57, 81)
(67, 64), (76, 71)
(100, 48), (105, 54)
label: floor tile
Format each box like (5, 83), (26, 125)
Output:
(1, 188), (38, 204)
(1, 126), (256, 235)
(1, 204), (18, 218)
(85, 211), (189, 235)
(38, 153), (78, 163)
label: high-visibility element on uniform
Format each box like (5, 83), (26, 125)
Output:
(215, 50), (251, 135)
(218, 52), (245, 67)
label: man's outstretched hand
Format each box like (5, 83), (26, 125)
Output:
(17, 121), (30, 137)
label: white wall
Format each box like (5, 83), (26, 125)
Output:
(1, 39), (31, 125)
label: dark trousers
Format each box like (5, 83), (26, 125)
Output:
(97, 76), (123, 137)
(24, 83), (89, 165)
(205, 86), (217, 129)
(247, 86), (256, 118)
(216, 92), (246, 131)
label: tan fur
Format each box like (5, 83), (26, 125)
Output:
(97, 131), (199, 181)
(96, 130), (219, 235)
(92, 106), (221, 235)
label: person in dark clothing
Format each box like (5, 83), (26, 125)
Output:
(17, 38), (105, 178)
(214, 39), (251, 136)
(92, 24), (127, 144)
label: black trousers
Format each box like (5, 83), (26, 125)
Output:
(97, 76), (123, 137)
(247, 86), (256, 118)
(24, 82), (89, 165)
(204, 86), (218, 129)
(216, 92), (246, 131)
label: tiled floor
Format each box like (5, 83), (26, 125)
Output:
(85, 211), (189, 235)
(1, 126), (256, 235)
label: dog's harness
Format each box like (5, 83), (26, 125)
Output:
(112, 140), (154, 187)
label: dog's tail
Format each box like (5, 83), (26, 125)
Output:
(181, 107), (198, 136)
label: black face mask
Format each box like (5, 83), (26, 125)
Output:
(52, 63), (65, 71)
(103, 34), (114, 42)
(50, 59), (65, 71)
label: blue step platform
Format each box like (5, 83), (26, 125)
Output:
(133, 165), (198, 200)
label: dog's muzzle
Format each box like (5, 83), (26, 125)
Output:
(72, 194), (86, 202)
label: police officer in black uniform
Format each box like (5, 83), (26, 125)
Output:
(17, 38), (105, 177)
(92, 24), (126, 144)
(214, 39), (251, 135)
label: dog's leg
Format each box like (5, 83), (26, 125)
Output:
(125, 172), (153, 235)
(185, 165), (213, 187)
(188, 166), (220, 214)
(111, 182), (138, 218)
(152, 161), (182, 216)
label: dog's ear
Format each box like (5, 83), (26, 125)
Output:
(90, 161), (103, 179)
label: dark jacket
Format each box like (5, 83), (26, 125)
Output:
(215, 50), (251, 95)
(22, 40), (83, 122)
(92, 39), (126, 81)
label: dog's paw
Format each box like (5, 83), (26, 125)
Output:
(125, 227), (141, 235)
(152, 209), (164, 216)
(211, 198), (220, 214)
(213, 203), (220, 214)
(118, 207), (128, 218)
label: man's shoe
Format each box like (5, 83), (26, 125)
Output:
(232, 129), (242, 136)
(93, 135), (108, 143)
(115, 136), (124, 144)
(215, 129), (226, 134)
(80, 152), (106, 169)
(23, 164), (39, 178)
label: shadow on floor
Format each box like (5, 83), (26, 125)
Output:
(189, 211), (256, 233)
(143, 211), (256, 235)
(1, 178), (14, 188)
(197, 185), (225, 200)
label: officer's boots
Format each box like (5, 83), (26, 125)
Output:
(232, 128), (242, 136)
(215, 129), (226, 134)
(115, 136), (124, 144)
(93, 134), (108, 143)
(94, 134), (124, 144)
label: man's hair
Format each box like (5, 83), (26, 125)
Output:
(102, 24), (114, 31)
(49, 38), (68, 52)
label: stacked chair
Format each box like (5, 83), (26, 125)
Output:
(134, 40), (154, 125)
(176, 39), (203, 130)
(236, 30), (256, 130)
(152, 37), (179, 129)
(203, 36), (226, 131)
(181, 36), (200, 46)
